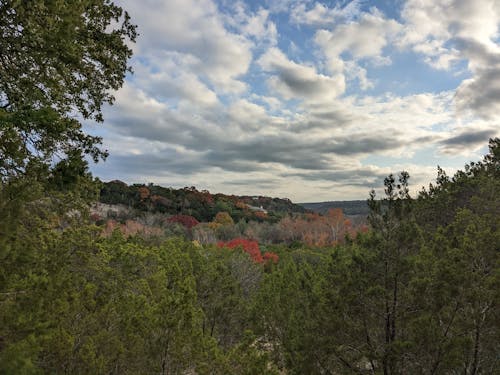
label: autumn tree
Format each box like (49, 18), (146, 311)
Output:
(325, 208), (353, 243)
(213, 211), (235, 226)
(277, 210), (354, 247)
(218, 238), (264, 264)
(167, 214), (200, 229)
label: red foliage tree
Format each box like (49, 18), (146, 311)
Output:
(263, 252), (279, 264)
(217, 238), (264, 263)
(167, 214), (200, 229)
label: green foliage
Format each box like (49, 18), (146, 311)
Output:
(0, 0), (136, 180)
(416, 138), (500, 232)
(253, 252), (322, 373)
(223, 331), (279, 375)
(0, 0), (136, 117)
(0, 213), (285, 373)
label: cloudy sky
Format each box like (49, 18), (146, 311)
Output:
(87, 0), (500, 202)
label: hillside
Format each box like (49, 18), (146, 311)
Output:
(300, 200), (369, 216)
(99, 180), (309, 223)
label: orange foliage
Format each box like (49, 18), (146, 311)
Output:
(279, 208), (358, 247)
(138, 186), (150, 201)
(254, 211), (268, 219)
(263, 252), (279, 264)
(218, 238), (264, 263)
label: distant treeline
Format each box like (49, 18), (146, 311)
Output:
(300, 199), (369, 216)
(99, 181), (309, 223)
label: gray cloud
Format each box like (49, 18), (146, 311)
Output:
(440, 129), (497, 147)
(258, 47), (345, 100)
(281, 168), (389, 188)
(106, 102), (405, 172)
(224, 178), (280, 189)
(100, 80), (447, 185)
(100, 153), (207, 176)
(455, 66), (500, 120)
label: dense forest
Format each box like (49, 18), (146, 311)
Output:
(1, 1), (499, 374)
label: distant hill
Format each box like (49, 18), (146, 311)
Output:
(300, 200), (369, 216)
(98, 180), (309, 223)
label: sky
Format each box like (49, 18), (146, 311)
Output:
(86, 0), (500, 202)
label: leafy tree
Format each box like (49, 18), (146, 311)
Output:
(406, 138), (500, 373)
(310, 172), (423, 374)
(222, 330), (279, 375)
(253, 255), (320, 374)
(407, 209), (499, 374)
(416, 138), (500, 232)
(0, 1), (137, 372)
(218, 238), (264, 264)
(190, 246), (246, 349)
(0, 0), (136, 179)
(214, 211), (235, 226)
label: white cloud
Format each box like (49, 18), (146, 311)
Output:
(400, 0), (500, 119)
(133, 57), (219, 108)
(344, 61), (374, 90)
(228, 99), (270, 131)
(312, 7), (402, 91)
(227, 4), (278, 45)
(314, 9), (402, 69)
(290, 0), (361, 26)
(122, 0), (253, 94)
(401, 0), (500, 49)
